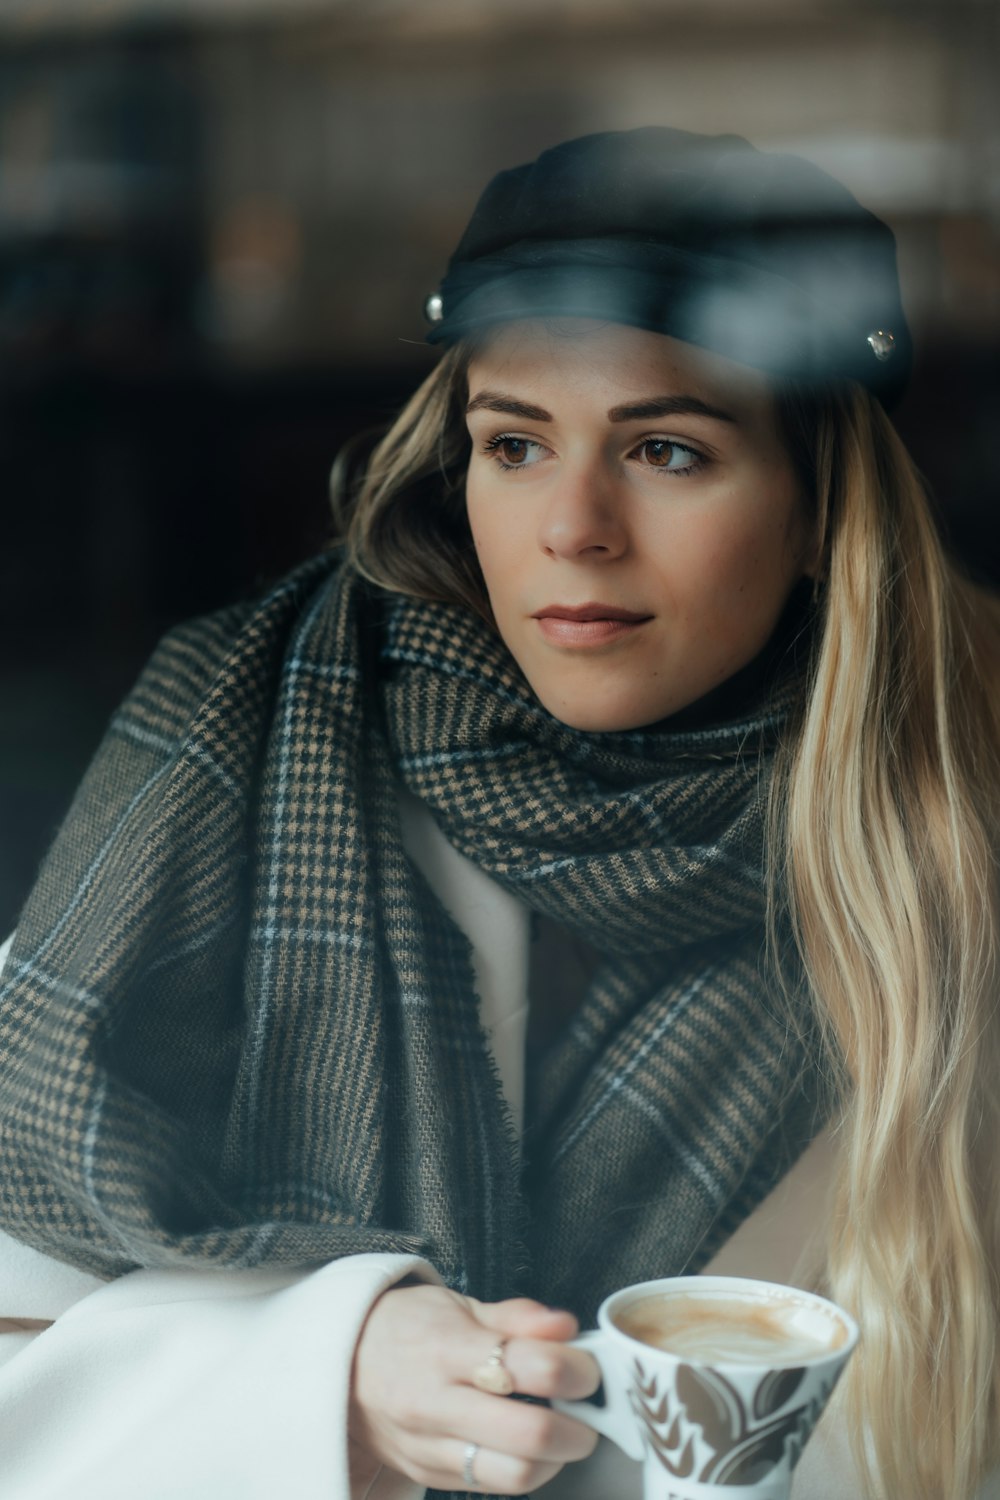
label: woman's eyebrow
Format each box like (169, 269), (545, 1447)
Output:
(466, 391), (553, 421)
(607, 395), (737, 424)
(464, 391), (738, 425)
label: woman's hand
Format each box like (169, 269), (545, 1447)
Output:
(349, 1282), (601, 1493)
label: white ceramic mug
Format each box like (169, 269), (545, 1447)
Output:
(553, 1274), (859, 1500)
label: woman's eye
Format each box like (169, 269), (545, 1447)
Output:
(483, 435), (545, 470)
(636, 438), (701, 474)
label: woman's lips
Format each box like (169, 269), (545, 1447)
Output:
(531, 603), (653, 647)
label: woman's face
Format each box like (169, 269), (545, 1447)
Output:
(464, 319), (817, 732)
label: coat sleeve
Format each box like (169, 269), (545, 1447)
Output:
(0, 1251), (437, 1500)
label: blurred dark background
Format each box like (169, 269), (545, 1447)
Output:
(1, 0), (998, 934)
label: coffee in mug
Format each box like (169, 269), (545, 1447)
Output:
(614, 1287), (848, 1366)
(553, 1275), (859, 1500)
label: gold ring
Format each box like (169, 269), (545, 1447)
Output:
(471, 1339), (514, 1396)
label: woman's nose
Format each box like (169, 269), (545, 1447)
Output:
(536, 465), (627, 560)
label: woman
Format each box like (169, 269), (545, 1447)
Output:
(1, 127), (998, 1500)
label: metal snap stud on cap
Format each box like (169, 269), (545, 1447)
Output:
(424, 293), (444, 323)
(867, 329), (895, 361)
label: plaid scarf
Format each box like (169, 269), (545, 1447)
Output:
(0, 558), (819, 1326)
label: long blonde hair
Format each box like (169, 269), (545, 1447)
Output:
(774, 384), (1000, 1498)
(336, 350), (1000, 1499)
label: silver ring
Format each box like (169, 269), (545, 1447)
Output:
(461, 1440), (479, 1488)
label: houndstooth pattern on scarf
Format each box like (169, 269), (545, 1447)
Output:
(0, 557), (821, 1328)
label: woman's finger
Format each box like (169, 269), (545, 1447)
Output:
(440, 1388), (599, 1464)
(501, 1334), (601, 1401)
(455, 1319), (601, 1401)
(467, 1294), (579, 1342)
(454, 1440), (564, 1497)
(366, 1427), (564, 1495)
(409, 1438), (564, 1497)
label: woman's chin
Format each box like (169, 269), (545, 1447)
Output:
(534, 690), (686, 735)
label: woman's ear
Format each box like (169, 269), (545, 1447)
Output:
(797, 495), (825, 583)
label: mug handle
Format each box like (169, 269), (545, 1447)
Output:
(551, 1329), (645, 1462)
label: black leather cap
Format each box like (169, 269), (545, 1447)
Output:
(425, 127), (911, 407)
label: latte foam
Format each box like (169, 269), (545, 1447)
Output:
(615, 1291), (846, 1366)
